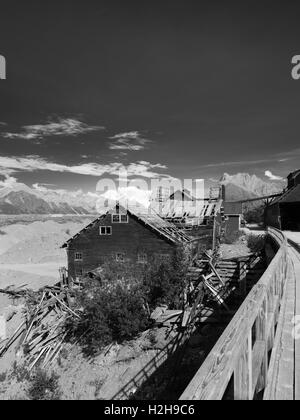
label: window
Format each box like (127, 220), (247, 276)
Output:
(116, 252), (125, 262)
(99, 226), (112, 235)
(75, 252), (83, 261)
(137, 253), (147, 264)
(111, 214), (129, 223)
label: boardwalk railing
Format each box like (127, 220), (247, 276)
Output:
(180, 228), (293, 400)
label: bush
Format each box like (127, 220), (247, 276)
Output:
(244, 204), (265, 224)
(67, 281), (151, 355)
(67, 245), (190, 355)
(247, 234), (265, 253)
(142, 247), (190, 310)
(27, 369), (61, 400)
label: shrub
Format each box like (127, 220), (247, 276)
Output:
(244, 204), (265, 224)
(67, 245), (190, 355)
(223, 231), (242, 245)
(67, 281), (151, 355)
(142, 246), (190, 310)
(27, 369), (61, 400)
(247, 234), (265, 253)
(0, 372), (6, 382)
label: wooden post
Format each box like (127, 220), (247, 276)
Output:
(239, 261), (247, 298)
(234, 334), (252, 400)
(255, 299), (268, 394)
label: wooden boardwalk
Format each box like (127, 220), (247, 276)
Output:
(180, 228), (300, 400)
(264, 232), (300, 400)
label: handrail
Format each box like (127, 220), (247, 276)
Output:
(180, 228), (290, 400)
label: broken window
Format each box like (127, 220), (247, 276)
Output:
(99, 226), (112, 235)
(111, 214), (129, 223)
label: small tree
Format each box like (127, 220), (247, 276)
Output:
(67, 280), (151, 355)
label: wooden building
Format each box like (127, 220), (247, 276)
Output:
(62, 204), (191, 281)
(265, 170), (300, 231)
(222, 201), (243, 241)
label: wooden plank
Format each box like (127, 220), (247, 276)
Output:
(234, 338), (250, 400)
(264, 249), (295, 400)
(292, 246), (300, 400)
(180, 228), (287, 401)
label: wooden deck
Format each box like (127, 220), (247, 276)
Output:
(264, 232), (300, 400)
(180, 228), (300, 400)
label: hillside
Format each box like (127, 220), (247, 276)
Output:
(0, 182), (97, 215)
(220, 173), (285, 201)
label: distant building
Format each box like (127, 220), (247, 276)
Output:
(265, 170), (300, 231)
(222, 202), (243, 241)
(62, 204), (191, 281)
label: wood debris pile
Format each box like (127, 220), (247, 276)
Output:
(0, 284), (80, 370)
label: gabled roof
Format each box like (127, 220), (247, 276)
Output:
(62, 204), (191, 248)
(169, 189), (195, 201)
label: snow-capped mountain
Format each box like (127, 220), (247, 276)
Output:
(0, 181), (98, 214)
(220, 173), (286, 201)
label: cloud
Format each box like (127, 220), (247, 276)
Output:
(1, 118), (105, 142)
(109, 131), (152, 151)
(0, 155), (169, 179)
(100, 186), (152, 209)
(0, 175), (18, 188)
(265, 170), (284, 181)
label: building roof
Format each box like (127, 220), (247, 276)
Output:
(153, 199), (222, 219)
(268, 184), (300, 206)
(169, 189), (195, 201)
(288, 169), (300, 179)
(62, 203), (191, 248)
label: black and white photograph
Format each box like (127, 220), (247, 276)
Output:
(0, 0), (300, 404)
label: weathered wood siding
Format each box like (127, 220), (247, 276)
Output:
(265, 203), (281, 229)
(67, 213), (175, 279)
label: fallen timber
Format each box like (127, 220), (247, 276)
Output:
(0, 282), (80, 369)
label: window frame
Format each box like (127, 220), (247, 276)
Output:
(99, 226), (112, 236)
(74, 252), (83, 261)
(111, 214), (129, 224)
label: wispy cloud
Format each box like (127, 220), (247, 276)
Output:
(0, 155), (169, 179)
(1, 118), (105, 142)
(109, 131), (152, 151)
(265, 170), (284, 181)
(199, 157), (287, 169)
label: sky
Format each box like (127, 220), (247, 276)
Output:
(0, 0), (300, 195)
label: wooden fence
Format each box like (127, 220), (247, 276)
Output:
(180, 228), (293, 400)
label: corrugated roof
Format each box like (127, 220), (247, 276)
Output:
(153, 199), (222, 219)
(62, 203), (191, 248)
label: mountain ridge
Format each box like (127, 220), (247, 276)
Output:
(220, 172), (285, 201)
